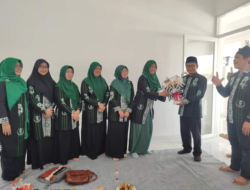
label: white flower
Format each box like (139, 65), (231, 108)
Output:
(88, 86), (93, 94)
(61, 98), (66, 104)
(109, 91), (114, 100)
(84, 94), (89, 100)
(37, 103), (46, 111)
(18, 104), (23, 116)
(35, 95), (40, 102)
(29, 86), (34, 95)
(197, 90), (201, 96)
(240, 76), (249, 89)
(192, 78), (198, 87)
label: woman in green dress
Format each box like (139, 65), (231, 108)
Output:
(129, 60), (168, 158)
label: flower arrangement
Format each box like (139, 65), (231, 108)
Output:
(162, 75), (185, 104)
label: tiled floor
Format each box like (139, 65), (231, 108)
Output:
(149, 136), (231, 165)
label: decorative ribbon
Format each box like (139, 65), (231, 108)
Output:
(173, 91), (181, 102)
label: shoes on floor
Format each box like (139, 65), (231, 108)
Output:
(131, 153), (139, 158)
(178, 149), (191, 154)
(194, 156), (201, 162)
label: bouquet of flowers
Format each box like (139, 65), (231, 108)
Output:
(162, 75), (185, 104)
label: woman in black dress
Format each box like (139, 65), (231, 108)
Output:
(105, 65), (134, 161)
(54, 65), (81, 165)
(27, 59), (56, 169)
(81, 62), (110, 160)
(0, 58), (29, 182)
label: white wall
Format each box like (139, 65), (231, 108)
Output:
(0, 0), (216, 137)
(215, 0), (250, 16)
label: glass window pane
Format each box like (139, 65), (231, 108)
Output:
(218, 3), (250, 35)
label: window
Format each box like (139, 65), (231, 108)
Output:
(217, 3), (250, 36)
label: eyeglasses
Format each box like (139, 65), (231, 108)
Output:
(39, 66), (49, 69)
(186, 65), (196, 68)
(121, 70), (128, 73)
(15, 66), (22, 69)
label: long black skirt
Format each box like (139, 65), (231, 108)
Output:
(55, 127), (80, 165)
(105, 121), (129, 158)
(81, 121), (106, 160)
(1, 141), (27, 181)
(27, 136), (55, 169)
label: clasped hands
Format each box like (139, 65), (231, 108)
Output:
(98, 103), (106, 113)
(71, 109), (80, 122)
(43, 108), (54, 118)
(118, 110), (130, 118)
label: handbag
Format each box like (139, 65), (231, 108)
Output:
(37, 166), (71, 189)
(65, 170), (98, 185)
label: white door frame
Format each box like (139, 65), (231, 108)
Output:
(183, 35), (219, 139)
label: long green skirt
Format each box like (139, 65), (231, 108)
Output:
(129, 111), (153, 154)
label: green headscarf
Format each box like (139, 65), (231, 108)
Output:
(0, 58), (28, 110)
(0, 60), (2, 76)
(55, 65), (79, 110)
(83, 62), (107, 103)
(0, 58), (29, 139)
(142, 60), (161, 92)
(111, 65), (131, 103)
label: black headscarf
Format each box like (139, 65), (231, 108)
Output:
(27, 59), (55, 102)
(236, 46), (250, 59)
(186, 56), (198, 66)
